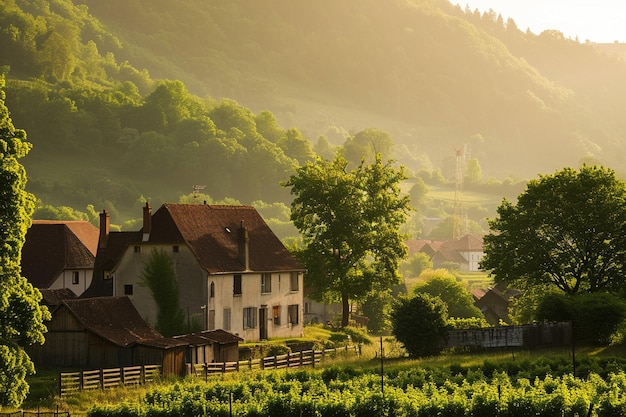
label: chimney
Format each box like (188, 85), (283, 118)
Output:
(238, 220), (249, 270)
(142, 202), (152, 242)
(98, 209), (110, 249)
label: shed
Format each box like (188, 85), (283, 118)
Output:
(174, 329), (243, 365)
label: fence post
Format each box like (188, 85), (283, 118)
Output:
(273, 355), (278, 370)
(100, 369), (104, 390)
(299, 351), (304, 367)
(121, 366), (125, 385)
(222, 362), (226, 374)
(204, 363), (208, 383)
(248, 357), (252, 370)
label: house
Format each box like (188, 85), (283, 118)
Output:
(472, 283), (521, 325)
(174, 329), (243, 365)
(86, 203), (306, 342)
(27, 296), (188, 375)
(21, 220), (99, 296)
(407, 234), (484, 272)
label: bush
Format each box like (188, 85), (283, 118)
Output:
(391, 293), (449, 357)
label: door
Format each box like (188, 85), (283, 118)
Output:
(259, 306), (268, 340)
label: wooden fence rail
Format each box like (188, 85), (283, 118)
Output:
(194, 345), (359, 379)
(60, 364), (161, 397)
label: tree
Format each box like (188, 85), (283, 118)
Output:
(285, 153), (411, 327)
(400, 252), (432, 279)
(391, 293), (448, 357)
(140, 249), (186, 337)
(413, 269), (482, 318)
(481, 166), (626, 295)
(0, 76), (50, 407)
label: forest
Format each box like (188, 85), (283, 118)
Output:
(2, 0), (626, 236)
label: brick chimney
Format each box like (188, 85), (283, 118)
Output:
(142, 202), (152, 242)
(98, 209), (110, 249)
(238, 220), (249, 270)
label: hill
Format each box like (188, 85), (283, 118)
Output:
(3, 0), (626, 225)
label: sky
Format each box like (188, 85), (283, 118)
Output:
(454, 0), (626, 43)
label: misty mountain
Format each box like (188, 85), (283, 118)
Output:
(76, 0), (626, 178)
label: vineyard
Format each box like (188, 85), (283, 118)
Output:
(87, 355), (626, 417)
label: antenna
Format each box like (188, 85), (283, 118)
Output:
(192, 185), (206, 201)
(453, 146), (465, 240)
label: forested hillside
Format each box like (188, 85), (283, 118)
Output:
(2, 0), (626, 230)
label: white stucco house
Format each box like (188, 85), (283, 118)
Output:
(86, 203), (305, 342)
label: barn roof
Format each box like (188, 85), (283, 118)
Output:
(40, 288), (77, 308)
(145, 204), (303, 274)
(61, 296), (185, 348)
(22, 221), (99, 288)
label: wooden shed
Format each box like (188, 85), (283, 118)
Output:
(174, 329), (243, 366)
(28, 296), (187, 376)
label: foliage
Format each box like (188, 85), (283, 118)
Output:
(86, 364), (626, 417)
(447, 316), (489, 329)
(360, 289), (393, 334)
(536, 292), (626, 345)
(482, 166), (626, 295)
(391, 293), (449, 357)
(285, 153), (411, 326)
(412, 269), (483, 318)
(400, 252), (432, 280)
(0, 76), (50, 408)
(140, 249), (186, 336)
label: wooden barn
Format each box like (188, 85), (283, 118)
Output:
(28, 296), (188, 376)
(174, 329), (242, 365)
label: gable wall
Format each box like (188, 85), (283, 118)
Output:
(49, 268), (93, 296)
(113, 243), (206, 327)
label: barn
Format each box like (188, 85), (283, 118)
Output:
(28, 296), (187, 376)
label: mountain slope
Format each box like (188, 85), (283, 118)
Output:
(77, 0), (626, 178)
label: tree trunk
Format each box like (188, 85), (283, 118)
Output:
(341, 293), (350, 327)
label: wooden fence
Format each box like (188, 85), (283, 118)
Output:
(193, 345), (359, 379)
(59, 345), (359, 396)
(59, 364), (161, 397)
(1, 409), (69, 417)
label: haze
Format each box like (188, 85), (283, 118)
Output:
(455, 0), (626, 43)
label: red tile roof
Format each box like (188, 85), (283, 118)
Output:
(22, 221), (99, 288)
(147, 204), (303, 274)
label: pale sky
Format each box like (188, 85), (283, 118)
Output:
(454, 0), (626, 43)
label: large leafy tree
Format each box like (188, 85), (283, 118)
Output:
(284, 153), (411, 327)
(481, 165), (626, 295)
(0, 76), (50, 407)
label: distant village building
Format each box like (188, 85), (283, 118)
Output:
(406, 234), (485, 272)
(86, 203), (306, 342)
(21, 220), (99, 296)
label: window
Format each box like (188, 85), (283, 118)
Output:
(223, 308), (231, 330)
(134, 246), (141, 253)
(72, 271), (79, 285)
(233, 274), (242, 295)
(261, 273), (272, 293)
(290, 272), (299, 292)
(288, 304), (299, 325)
(243, 307), (257, 329)
(124, 284), (133, 295)
(273, 305), (281, 325)
(173, 245), (179, 253)
(208, 310), (215, 330)
(304, 302), (311, 314)
(210, 282), (215, 298)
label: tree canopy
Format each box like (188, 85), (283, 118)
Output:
(284, 152), (411, 326)
(481, 165), (626, 295)
(0, 76), (50, 407)
(412, 269), (482, 319)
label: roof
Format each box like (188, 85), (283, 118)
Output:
(61, 296), (185, 348)
(83, 231), (141, 298)
(146, 204), (303, 274)
(441, 234), (484, 252)
(40, 288), (77, 307)
(174, 329), (243, 346)
(21, 221), (99, 288)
